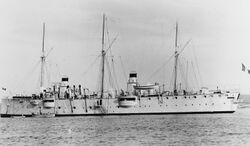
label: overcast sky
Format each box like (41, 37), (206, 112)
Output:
(0, 0), (250, 95)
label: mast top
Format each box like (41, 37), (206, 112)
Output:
(102, 14), (105, 52)
(42, 23), (45, 55)
(175, 22), (178, 51)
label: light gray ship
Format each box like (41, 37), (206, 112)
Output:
(0, 15), (240, 117)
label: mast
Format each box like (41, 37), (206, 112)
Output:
(100, 14), (106, 99)
(173, 22), (179, 94)
(185, 60), (189, 90)
(40, 23), (46, 91)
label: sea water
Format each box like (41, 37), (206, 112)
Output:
(0, 95), (250, 146)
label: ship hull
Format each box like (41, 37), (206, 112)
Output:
(0, 93), (240, 118)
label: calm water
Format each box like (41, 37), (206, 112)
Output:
(1, 95), (250, 146)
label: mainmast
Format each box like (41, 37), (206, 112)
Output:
(100, 14), (106, 99)
(40, 23), (46, 92)
(173, 22), (179, 95)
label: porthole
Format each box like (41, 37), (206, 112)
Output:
(58, 106), (61, 109)
(175, 97), (177, 99)
(148, 98), (151, 100)
(73, 106), (76, 109)
(194, 96), (196, 98)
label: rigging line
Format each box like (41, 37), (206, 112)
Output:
(105, 57), (119, 90)
(106, 18), (111, 50)
(162, 62), (166, 86)
(189, 65), (195, 90)
(146, 39), (191, 83)
(190, 54), (202, 88)
(178, 59), (183, 88)
(191, 61), (200, 89)
(177, 39), (192, 56)
(95, 58), (103, 93)
(178, 58), (187, 90)
(169, 65), (175, 91)
(105, 34), (119, 54)
(45, 48), (53, 58)
(105, 57), (113, 88)
(119, 56), (128, 84)
(105, 58), (114, 90)
(45, 62), (51, 87)
(104, 17), (118, 64)
(101, 25), (120, 91)
(192, 42), (203, 85)
(186, 60), (189, 90)
(146, 54), (175, 82)
(182, 58), (189, 89)
(111, 56), (120, 90)
(81, 55), (101, 78)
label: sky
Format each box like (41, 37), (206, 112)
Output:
(0, 0), (250, 95)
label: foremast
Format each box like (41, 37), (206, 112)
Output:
(100, 14), (106, 103)
(173, 22), (179, 95)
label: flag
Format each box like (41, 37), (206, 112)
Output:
(2, 87), (6, 91)
(248, 70), (250, 74)
(242, 63), (246, 71)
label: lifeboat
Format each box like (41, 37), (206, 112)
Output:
(118, 95), (138, 108)
(134, 84), (158, 90)
(43, 98), (55, 108)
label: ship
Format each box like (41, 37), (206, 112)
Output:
(0, 15), (240, 118)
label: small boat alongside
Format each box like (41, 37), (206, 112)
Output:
(43, 98), (55, 108)
(118, 95), (138, 108)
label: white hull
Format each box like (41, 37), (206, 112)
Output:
(0, 92), (240, 117)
